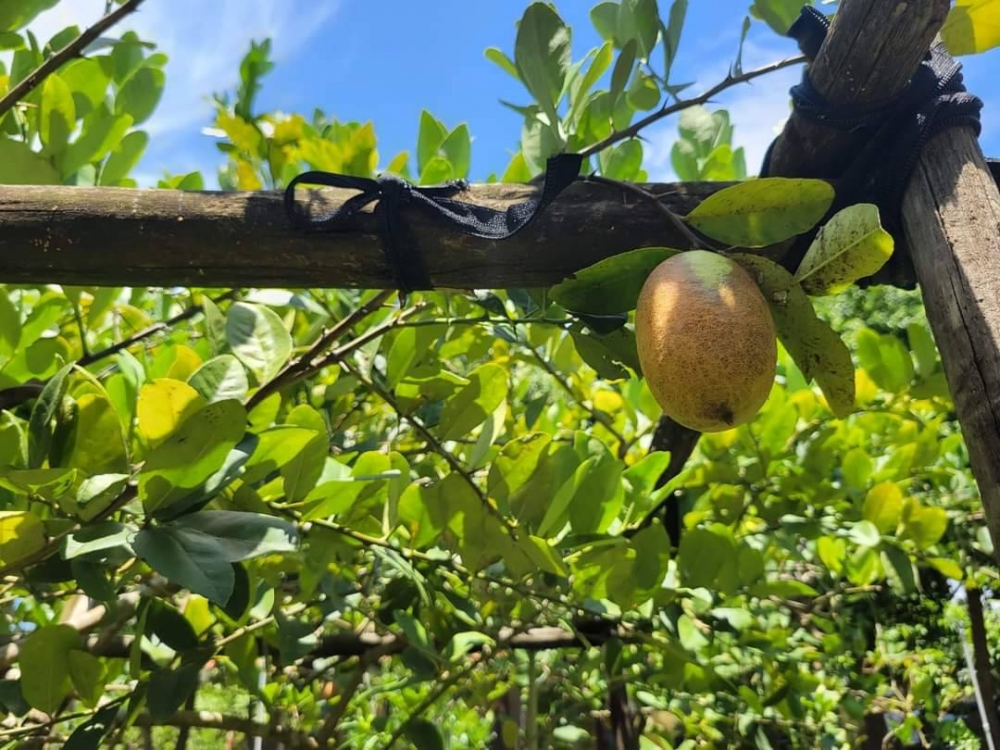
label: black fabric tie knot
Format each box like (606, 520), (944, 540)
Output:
(762, 6), (999, 286)
(284, 154), (584, 294)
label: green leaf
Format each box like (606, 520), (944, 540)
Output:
(403, 718), (445, 750)
(99, 130), (148, 186)
(0, 289), (21, 357)
(942, 0), (1000, 56)
(627, 72), (660, 111)
(501, 152), (534, 183)
(64, 703), (118, 750)
(732, 254), (855, 416)
(484, 47), (520, 80)
(610, 39), (637, 109)
(18, 624), (80, 713)
(0, 0), (59, 32)
(0, 510), (45, 567)
(551, 247), (681, 314)
(841, 448), (873, 490)
(133, 526), (235, 605)
(881, 545), (916, 594)
(40, 73), (76, 153)
(817, 535), (846, 575)
(115, 65), (165, 125)
(147, 660), (204, 722)
(616, 0), (660, 59)
(67, 650), (104, 708)
(569, 42), (613, 124)
(907, 323), (939, 379)
(661, 0), (688, 78)
(0, 137), (61, 185)
(163, 511), (298, 561)
(568, 448), (623, 534)
(60, 109), (132, 178)
(27, 362), (75, 467)
(794, 204), (894, 294)
(0, 467), (76, 500)
(678, 528), (740, 594)
(439, 124), (471, 180)
(928, 556), (964, 581)
(599, 138), (643, 180)
(514, 2), (571, 127)
(416, 110), (447, 175)
(188, 355), (249, 403)
(570, 326), (641, 380)
(687, 178), (835, 247)
(591, 2), (619, 41)
(750, 580), (819, 598)
(139, 399), (247, 514)
(64, 521), (135, 560)
(900, 502), (948, 550)
(418, 156), (453, 185)
(862, 482), (904, 534)
(750, 0), (810, 35)
(60, 58), (110, 115)
(147, 599), (200, 652)
(437, 363), (509, 441)
(856, 329), (914, 393)
(850, 520), (882, 548)
(226, 302), (293, 384)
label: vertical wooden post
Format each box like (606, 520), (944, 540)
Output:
(767, 0), (1000, 557)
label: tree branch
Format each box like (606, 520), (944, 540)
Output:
(578, 55), (805, 159)
(0, 0), (147, 120)
(132, 711), (319, 749)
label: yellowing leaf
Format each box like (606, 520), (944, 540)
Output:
(63, 392), (129, 475)
(862, 482), (903, 534)
(942, 0), (1000, 56)
(794, 204), (894, 295)
(216, 112), (262, 154)
(686, 178), (834, 247)
(732, 254), (855, 417)
(163, 345), (203, 381)
(235, 159), (263, 190)
(138, 379), (205, 446)
(900, 500), (949, 550)
(0, 510), (45, 565)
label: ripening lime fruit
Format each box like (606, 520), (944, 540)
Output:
(635, 250), (777, 432)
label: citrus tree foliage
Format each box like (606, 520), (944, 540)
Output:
(0, 1), (999, 748)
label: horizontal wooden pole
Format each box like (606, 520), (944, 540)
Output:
(0, 182), (781, 289)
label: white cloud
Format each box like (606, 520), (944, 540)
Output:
(642, 35), (803, 181)
(26, 0), (341, 139)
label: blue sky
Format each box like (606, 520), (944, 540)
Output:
(27, 0), (1000, 186)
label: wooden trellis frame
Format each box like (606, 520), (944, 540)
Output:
(3, 0), (1000, 562)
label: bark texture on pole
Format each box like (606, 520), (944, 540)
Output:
(767, 0), (1000, 557)
(0, 181), (772, 290)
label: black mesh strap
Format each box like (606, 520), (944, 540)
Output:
(284, 153), (584, 293)
(761, 7), (998, 283)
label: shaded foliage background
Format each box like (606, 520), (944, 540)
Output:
(0, 0), (999, 748)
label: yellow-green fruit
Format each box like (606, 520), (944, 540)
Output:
(635, 250), (777, 432)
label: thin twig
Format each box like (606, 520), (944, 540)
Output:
(132, 711), (319, 749)
(584, 174), (711, 250)
(0, 0), (148, 120)
(0, 290), (236, 413)
(578, 55), (805, 159)
(77, 290), (237, 367)
(245, 290), (394, 410)
(384, 662), (479, 750)
(529, 347), (629, 452)
(340, 359), (517, 535)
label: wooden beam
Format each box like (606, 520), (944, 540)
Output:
(766, 0), (1000, 555)
(0, 181), (770, 290)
